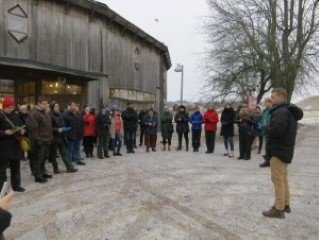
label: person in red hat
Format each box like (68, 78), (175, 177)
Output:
(0, 96), (26, 192)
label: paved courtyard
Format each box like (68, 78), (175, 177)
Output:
(5, 124), (319, 240)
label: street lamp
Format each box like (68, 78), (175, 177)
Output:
(174, 63), (184, 105)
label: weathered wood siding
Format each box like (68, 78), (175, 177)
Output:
(0, 0), (164, 97)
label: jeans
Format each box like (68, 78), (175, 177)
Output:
(67, 139), (82, 162)
(223, 136), (234, 151)
(49, 140), (74, 171)
(125, 128), (135, 152)
(112, 133), (122, 154)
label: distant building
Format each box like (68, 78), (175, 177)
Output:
(0, 0), (171, 112)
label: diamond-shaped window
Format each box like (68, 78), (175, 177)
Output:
(7, 5), (28, 42)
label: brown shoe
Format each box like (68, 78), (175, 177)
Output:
(168, 145), (171, 151)
(262, 207), (285, 219)
(162, 145), (166, 151)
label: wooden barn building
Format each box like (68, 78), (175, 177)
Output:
(0, 0), (171, 112)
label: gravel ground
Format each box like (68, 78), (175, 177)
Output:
(4, 123), (319, 240)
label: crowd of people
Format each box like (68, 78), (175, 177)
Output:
(0, 95), (278, 191)
(0, 87), (304, 238)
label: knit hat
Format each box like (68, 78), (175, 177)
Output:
(2, 96), (15, 109)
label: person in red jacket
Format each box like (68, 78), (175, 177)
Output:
(83, 106), (96, 158)
(203, 105), (219, 153)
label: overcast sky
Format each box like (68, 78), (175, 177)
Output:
(99, 0), (209, 102)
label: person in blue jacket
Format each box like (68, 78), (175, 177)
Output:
(189, 105), (203, 152)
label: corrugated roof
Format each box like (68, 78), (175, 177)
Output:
(64, 0), (171, 70)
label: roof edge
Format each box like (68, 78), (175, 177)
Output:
(65, 0), (172, 70)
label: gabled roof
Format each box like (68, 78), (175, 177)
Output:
(64, 0), (171, 70)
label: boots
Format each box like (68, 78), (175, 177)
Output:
(162, 145), (166, 151)
(104, 151), (110, 158)
(53, 162), (60, 174)
(168, 145), (171, 151)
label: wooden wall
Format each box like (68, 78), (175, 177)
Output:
(0, 0), (165, 99)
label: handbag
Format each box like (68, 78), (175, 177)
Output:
(20, 136), (31, 152)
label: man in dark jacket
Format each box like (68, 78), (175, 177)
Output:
(121, 103), (138, 153)
(0, 96), (26, 191)
(138, 109), (147, 146)
(63, 101), (85, 165)
(262, 88), (303, 219)
(49, 101), (78, 173)
(96, 107), (111, 159)
(28, 96), (53, 183)
(174, 105), (190, 151)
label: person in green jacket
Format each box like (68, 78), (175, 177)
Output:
(160, 106), (174, 151)
(259, 98), (272, 167)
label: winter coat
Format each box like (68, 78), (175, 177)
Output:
(138, 110), (147, 130)
(110, 115), (124, 138)
(83, 113), (96, 137)
(266, 102), (303, 164)
(220, 108), (236, 137)
(203, 109), (219, 131)
(63, 110), (83, 140)
(161, 112), (174, 139)
(49, 111), (67, 144)
(174, 110), (190, 134)
(143, 114), (158, 135)
(189, 111), (203, 131)
(96, 113), (111, 137)
(0, 208), (12, 237)
(251, 113), (262, 137)
(28, 107), (53, 143)
(121, 107), (138, 129)
(260, 108), (271, 136)
(0, 111), (23, 160)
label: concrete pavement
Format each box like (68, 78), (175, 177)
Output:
(5, 123), (319, 240)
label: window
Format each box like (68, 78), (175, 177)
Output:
(7, 5), (28, 42)
(41, 80), (83, 95)
(0, 79), (14, 109)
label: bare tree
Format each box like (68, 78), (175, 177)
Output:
(203, 0), (319, 102)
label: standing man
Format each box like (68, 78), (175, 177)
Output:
(138, 109), (147, 146)
(96, 107), (111, 159)
(49, 101), (78, 173)
(262, 88), (303, 219)
(174, 105), (190, 151)
(121, 103), (138, 154)
(63, 101), (85, 165)
(28, 96), (53, 183)
(0, 96), (26, 191)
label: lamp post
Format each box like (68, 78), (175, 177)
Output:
(174, 63), (184, 105)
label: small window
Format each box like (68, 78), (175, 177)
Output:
(7, 5), (28, 42)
